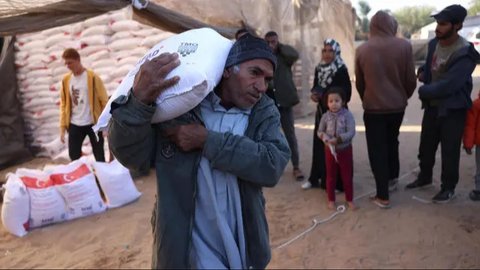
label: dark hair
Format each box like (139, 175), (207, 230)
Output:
(264, 31), (278, 38)
(62, 48), (80, 60)
(235, 28), (249, 39)
(325, 87), (346, 102)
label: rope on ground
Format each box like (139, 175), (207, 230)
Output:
(412, 195), (432, 204)
(274, 167), (419, 250)
(274, 205), (346, 250)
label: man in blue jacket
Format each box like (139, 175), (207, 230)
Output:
(405, 5), (480, 203)
(108, 34), (290, 269)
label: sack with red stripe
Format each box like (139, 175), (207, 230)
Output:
(17, 168), (67, 228)
(50, 160), (106, 220)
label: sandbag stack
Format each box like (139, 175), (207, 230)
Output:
(13, 7), (174, 159)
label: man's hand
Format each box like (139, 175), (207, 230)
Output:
(465, 147), (473, 155)
(163, 124), (208, 152)
(133, 52), (181, 105)
(60, 129), (66, 144)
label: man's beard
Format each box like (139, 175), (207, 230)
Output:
(436, 27), (455, 40)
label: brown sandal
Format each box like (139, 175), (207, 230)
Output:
(369, 196), (391, 209)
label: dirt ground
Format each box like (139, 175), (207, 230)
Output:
(1, 83), (480, 268)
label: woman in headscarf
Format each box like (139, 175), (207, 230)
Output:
(302, 38), (352, 190)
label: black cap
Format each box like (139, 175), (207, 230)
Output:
(431, 4), (467, 24)
(224, 33), (277, 70)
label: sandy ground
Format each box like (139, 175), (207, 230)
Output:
(1, 83), (480, 269)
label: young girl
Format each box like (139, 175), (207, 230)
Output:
(317, 87), (356, 209)
(463, 91), (480, 201)
(302, 38), (351, 191)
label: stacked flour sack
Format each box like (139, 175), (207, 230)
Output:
(1, 158), (141, 237)
(107, 11), (173, 96)
(14, 27), (76, 155)
(13, 7), (174, 159)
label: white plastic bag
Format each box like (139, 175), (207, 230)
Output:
(1, 174), (30, 237)
(49, 160), (107, 220)
(92, 160), (141, 208)
(93, 27), (233, 132)
(41, 137), (67, 159)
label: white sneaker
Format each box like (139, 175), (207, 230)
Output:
(301, 182), (312, 190)
(388, 179), (398, 192)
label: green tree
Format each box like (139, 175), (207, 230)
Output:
(468, 0), (480, 15)
(355, 0), (371, 40)
(393, 5), (436, 38)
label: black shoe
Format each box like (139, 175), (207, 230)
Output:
(469, 190), (480, 201)
(432, 189), (455, 203)
(405, 179), (432, 190)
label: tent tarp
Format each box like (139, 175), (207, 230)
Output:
(0, 0), (237, 38)
(0, 36), (32, 170)
(0, 0), (129, 36)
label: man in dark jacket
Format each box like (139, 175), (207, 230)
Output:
(405, 5), (480, 203)
(264, 31), (304, 181)
(108, 34), (290, 269)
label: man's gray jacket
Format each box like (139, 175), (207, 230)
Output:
(108, 93), (290, 269)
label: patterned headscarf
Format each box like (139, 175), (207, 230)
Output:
(315, 39), (345, 91)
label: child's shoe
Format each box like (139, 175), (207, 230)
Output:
(469, 190), (480, 201)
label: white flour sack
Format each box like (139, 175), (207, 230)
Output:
(92, 160), (141, 208)
(93, 27), (233, 132)
(49, 160), (106, 220)
(17, 168), (67, 229)
(1, 173), (30, 237)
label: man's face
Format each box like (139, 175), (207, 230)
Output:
(435, 20), (457, 40)
(63, 57), (81, 73)
(265, 35), (279, 52)
(222, 59), (274, 110)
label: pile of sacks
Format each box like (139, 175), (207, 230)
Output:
(1, 158), (141, 237)
(14, 7), (173, 157)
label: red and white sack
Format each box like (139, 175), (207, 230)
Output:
(1, 173), (30, 237)
(93, 27), (233, 132)
(17, 168), (67, 228)
(49, 160), (106, 220)
(92, 160), (141, 208)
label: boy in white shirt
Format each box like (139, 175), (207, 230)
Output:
(59, 48), (108, 161)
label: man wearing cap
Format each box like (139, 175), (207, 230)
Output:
(108, 33), (290, 269)
(405, 5), (480, 203)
